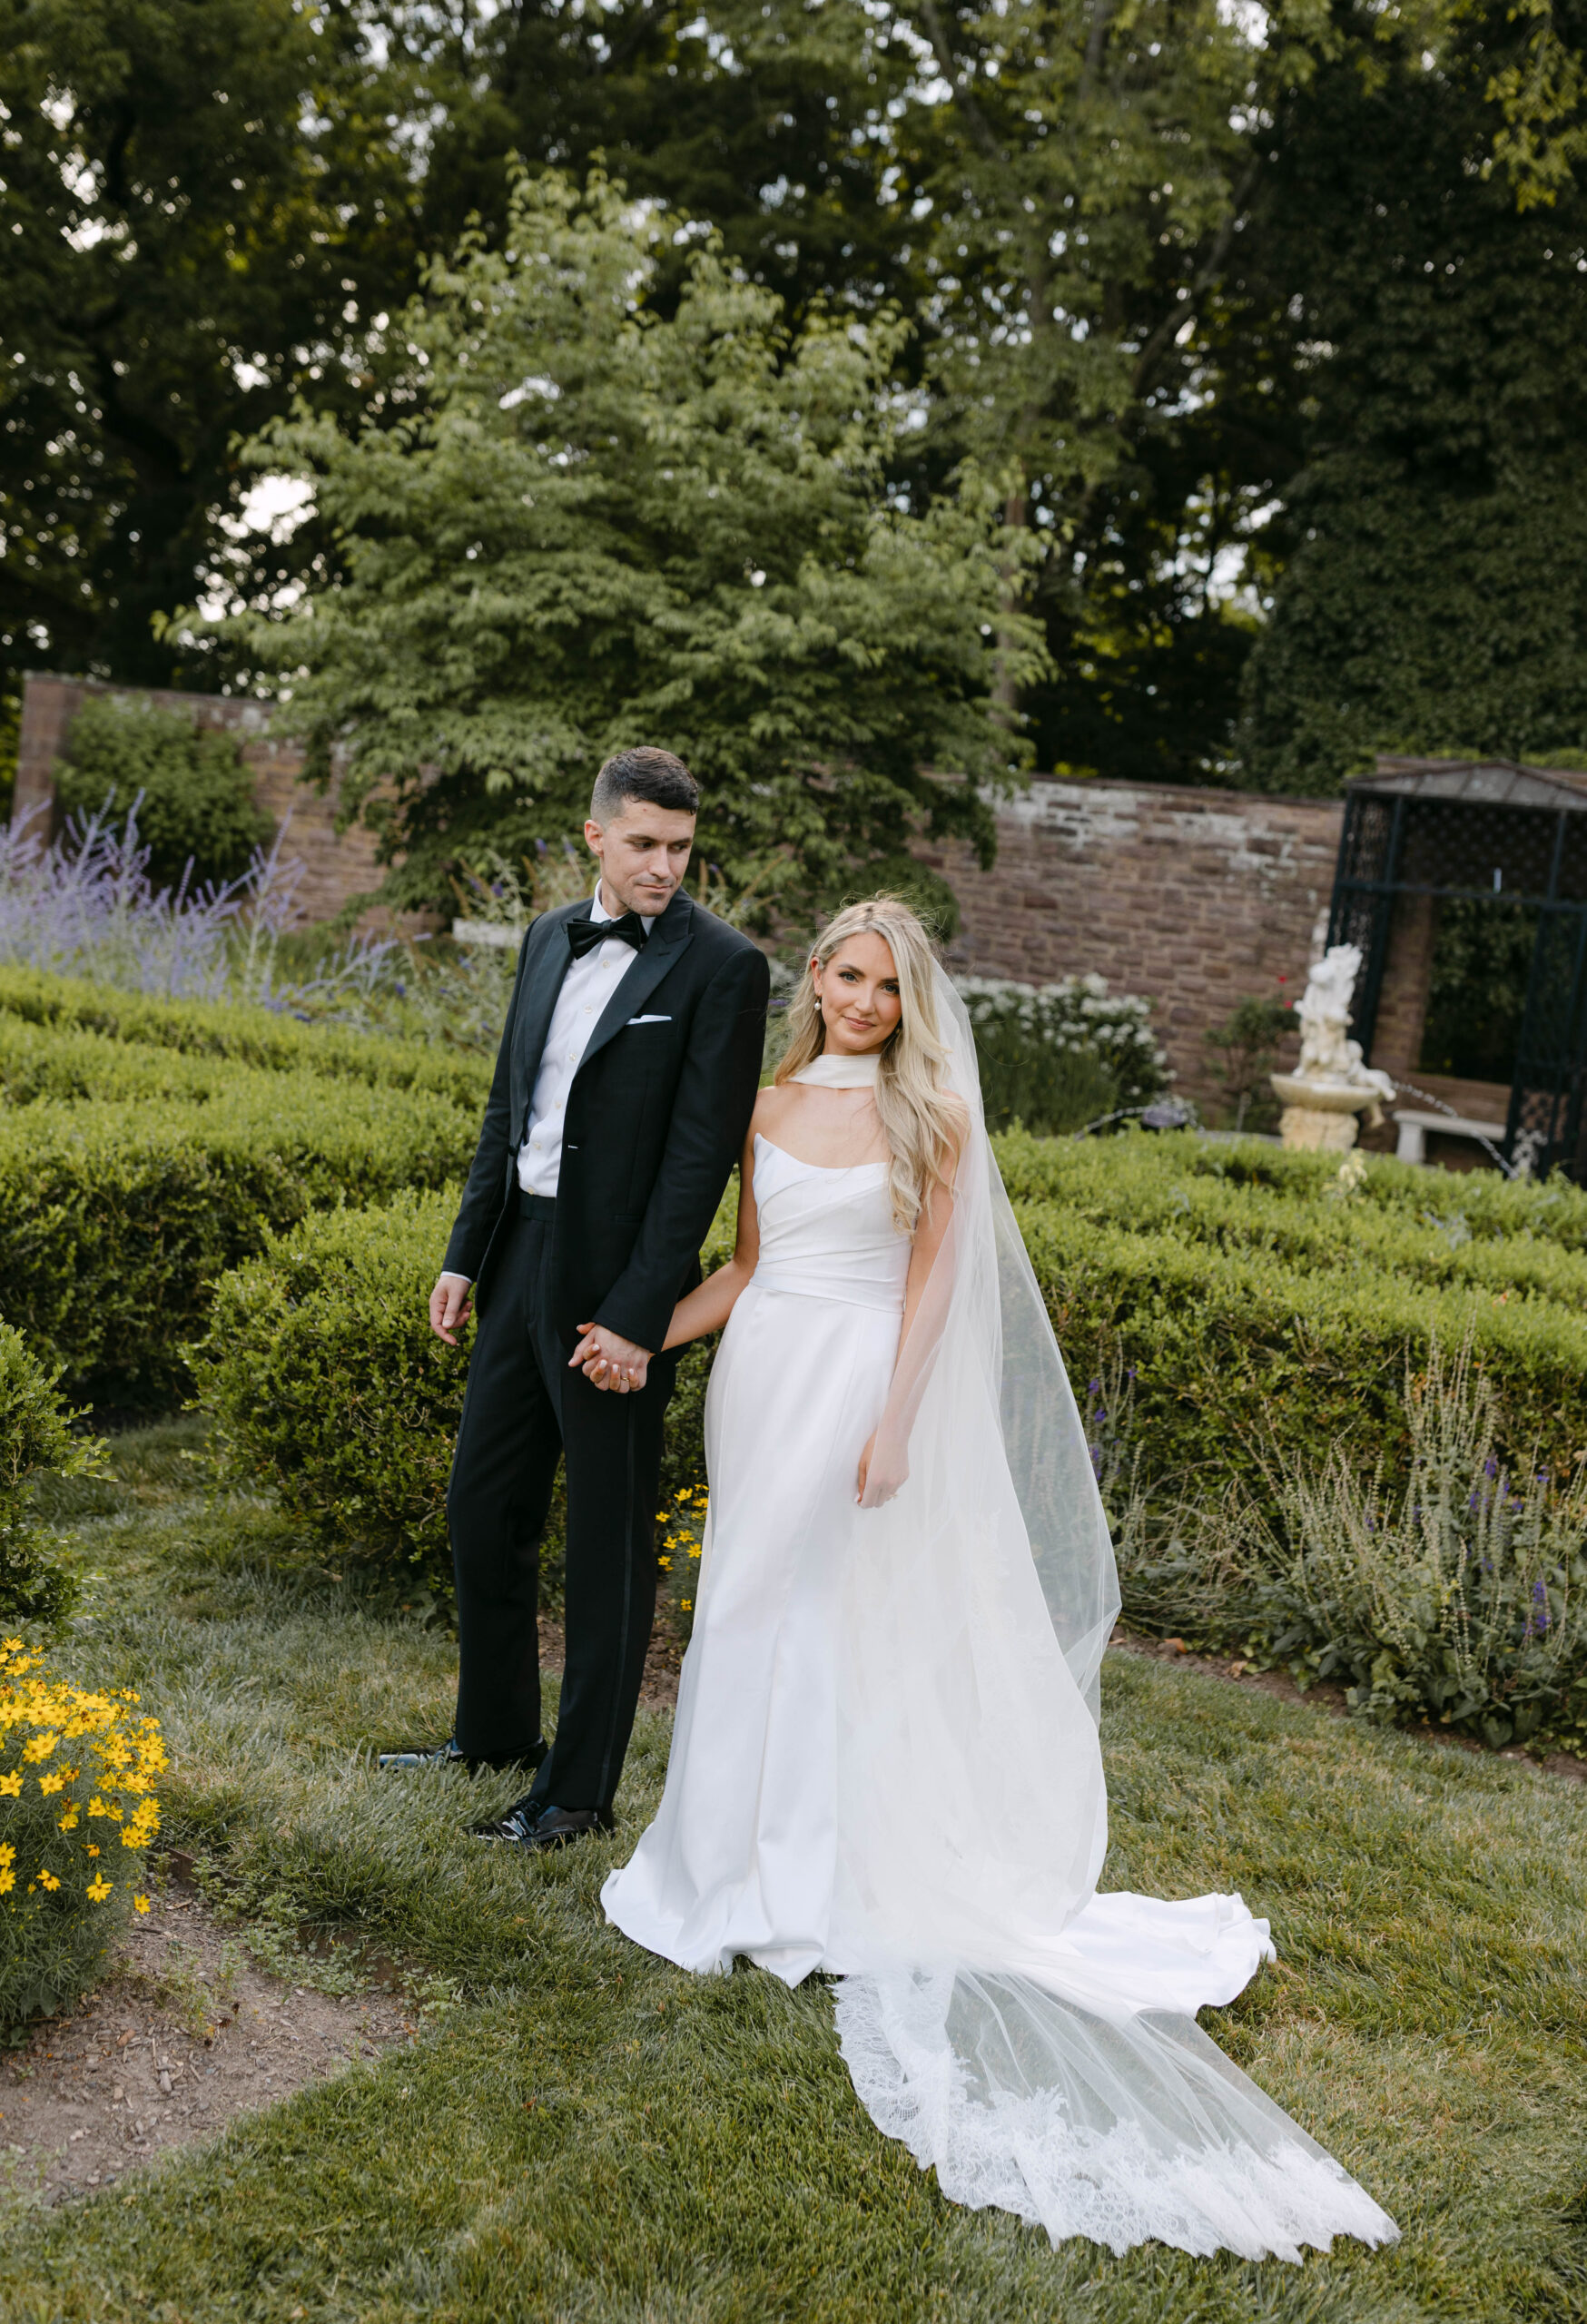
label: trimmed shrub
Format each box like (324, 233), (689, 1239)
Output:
(0, 965), (492, 1116)
(1, 1638), (166, 2030)
(53, 697), (273, 893)
(1, 1325), (96, 1632)
(199, 1188), (736, 1600)
(1022, 1198), (1587, 1503)
(0, 1081), (480, 1402)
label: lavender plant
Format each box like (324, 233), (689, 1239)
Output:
(0, 803), (406, 1020)
(1250, 1339), (1587, 1748)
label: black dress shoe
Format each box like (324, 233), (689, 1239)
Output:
(469, 1798), (613, 1849)
(379, 1736), (547, 1776)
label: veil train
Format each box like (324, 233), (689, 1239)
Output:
(825, 970), (1397, 2261)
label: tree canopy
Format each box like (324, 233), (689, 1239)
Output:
(3, 0), (1584, 822)
(228, 173), (1040, 911)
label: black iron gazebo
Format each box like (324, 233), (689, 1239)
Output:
(1327, 756), (1587, 1177)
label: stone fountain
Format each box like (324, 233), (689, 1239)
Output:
(1270, 944), (1396, 1152)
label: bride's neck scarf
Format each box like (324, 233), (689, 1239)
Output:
(790, 1051), (882, 1089)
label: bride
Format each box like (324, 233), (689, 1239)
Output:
(602, 895), (1398, 2262)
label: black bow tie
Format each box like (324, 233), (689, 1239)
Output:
(567, 911), (648, 960)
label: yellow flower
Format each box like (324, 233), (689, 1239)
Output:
(22, 1731), (57, 1762)
(37, 1770), (66, 1795)
(86, 1844), (100, 1857)
(37, 1868), (61, 1892)
(57, 1805), (80, 1833)
(85, 1875), (113, 1903)
(133, 1895), (150, 1914)
(0, 1772), (19, 1798)
(0, 1869), (13, 1896)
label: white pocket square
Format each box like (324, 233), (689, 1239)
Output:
(627, 1013), (672, 1024)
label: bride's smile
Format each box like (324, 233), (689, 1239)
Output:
(812, 931), (903, 1054)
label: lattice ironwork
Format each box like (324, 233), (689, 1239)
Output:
(1328, 764), (1587, 1178)
(1507, 909), (1587, 1176)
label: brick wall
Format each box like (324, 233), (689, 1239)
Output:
(15, 672), (393, 928)
(925, 779), (1347, 1118)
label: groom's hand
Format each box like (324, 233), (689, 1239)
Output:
(570, 1323), (651, 1394)
(429, 1272), (473, 1346)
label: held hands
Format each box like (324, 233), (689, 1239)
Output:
(429, 1273), (474, 1346)
(570, 1322), (652, 1394)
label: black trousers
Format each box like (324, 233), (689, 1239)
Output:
(447, 1199), (675, 1817)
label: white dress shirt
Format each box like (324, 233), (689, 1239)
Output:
(517, 883), (656, 1197)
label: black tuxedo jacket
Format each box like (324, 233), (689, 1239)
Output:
(443, 890), (770, 1354)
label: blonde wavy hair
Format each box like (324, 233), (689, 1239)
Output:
(776, 894), (961, 1234)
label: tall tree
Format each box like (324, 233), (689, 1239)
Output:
(864, 0), (1286, 783)
(0, 0), (429, 739)
(1236, 0), (1587, 791)
(224, 172), (1041, 913)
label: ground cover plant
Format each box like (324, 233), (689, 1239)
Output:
(0, 1421), (1582, 2319)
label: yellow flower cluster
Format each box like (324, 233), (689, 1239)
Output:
(0, 1639), (165, 1915)
(656, 1484), (708, 1614)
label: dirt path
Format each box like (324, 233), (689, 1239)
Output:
(0, 1869), (413, 2210)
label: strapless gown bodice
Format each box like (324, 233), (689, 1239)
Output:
(747, 1135), (911, 1311)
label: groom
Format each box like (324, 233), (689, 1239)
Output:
(385, 748), (768, 1849)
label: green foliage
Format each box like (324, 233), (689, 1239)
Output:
(956, 974), (1168, 1133)
(0, 965), (491, 1115)
(1203, 994), (1296, 1130)
(1418, 897), (1539, 1083)
(0, 1082), (478, 1403)
(226, 170), (1043, 913)
(1247, 1344), (1587, 1748)
(0, 1324), (94, 1634)
(200, 1193), (468, 1601)
(0, 0), (431, 714)
(199, 1186), (739, 1599)
(997, 1129), (1587, 1503)
(1237, 10), (1587, 791)
(52, 697), (273, 891)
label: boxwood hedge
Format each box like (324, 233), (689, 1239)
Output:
(0, 1079), (480, 1402)
(198, 1192), (734, 1602)
(0, 965), (491, 1115)
(197, 1130), (1587, 1596)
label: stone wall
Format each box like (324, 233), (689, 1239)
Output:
(923, 779), (1347, 1118)
(15, 672), (390, 927)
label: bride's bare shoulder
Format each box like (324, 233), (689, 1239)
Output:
(752, 1083), (799, 1134)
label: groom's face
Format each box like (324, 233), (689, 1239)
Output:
(585, 799), (696, 919)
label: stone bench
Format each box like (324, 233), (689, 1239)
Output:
(1392, 1108), (1508, 1167)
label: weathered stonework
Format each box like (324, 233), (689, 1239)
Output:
(15, 672), (394, 929)
(923, 779), (1347, 1118)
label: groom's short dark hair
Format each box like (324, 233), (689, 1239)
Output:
(591, 747), (699, 822)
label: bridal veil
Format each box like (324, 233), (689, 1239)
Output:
(827, 969), (1397, 2260)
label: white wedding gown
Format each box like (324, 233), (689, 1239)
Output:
(604, 1011), (1398, 2262)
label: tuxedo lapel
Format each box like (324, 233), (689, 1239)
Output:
(512, 905), (581, 1099)
(577, 891), (695, 1077)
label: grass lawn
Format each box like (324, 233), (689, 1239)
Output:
(2, 1421), (1585, 2323)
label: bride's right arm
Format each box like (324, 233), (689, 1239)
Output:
(660, 1122), (762, 1350)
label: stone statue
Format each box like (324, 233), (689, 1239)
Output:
(1270, 943), (1395, 1153)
